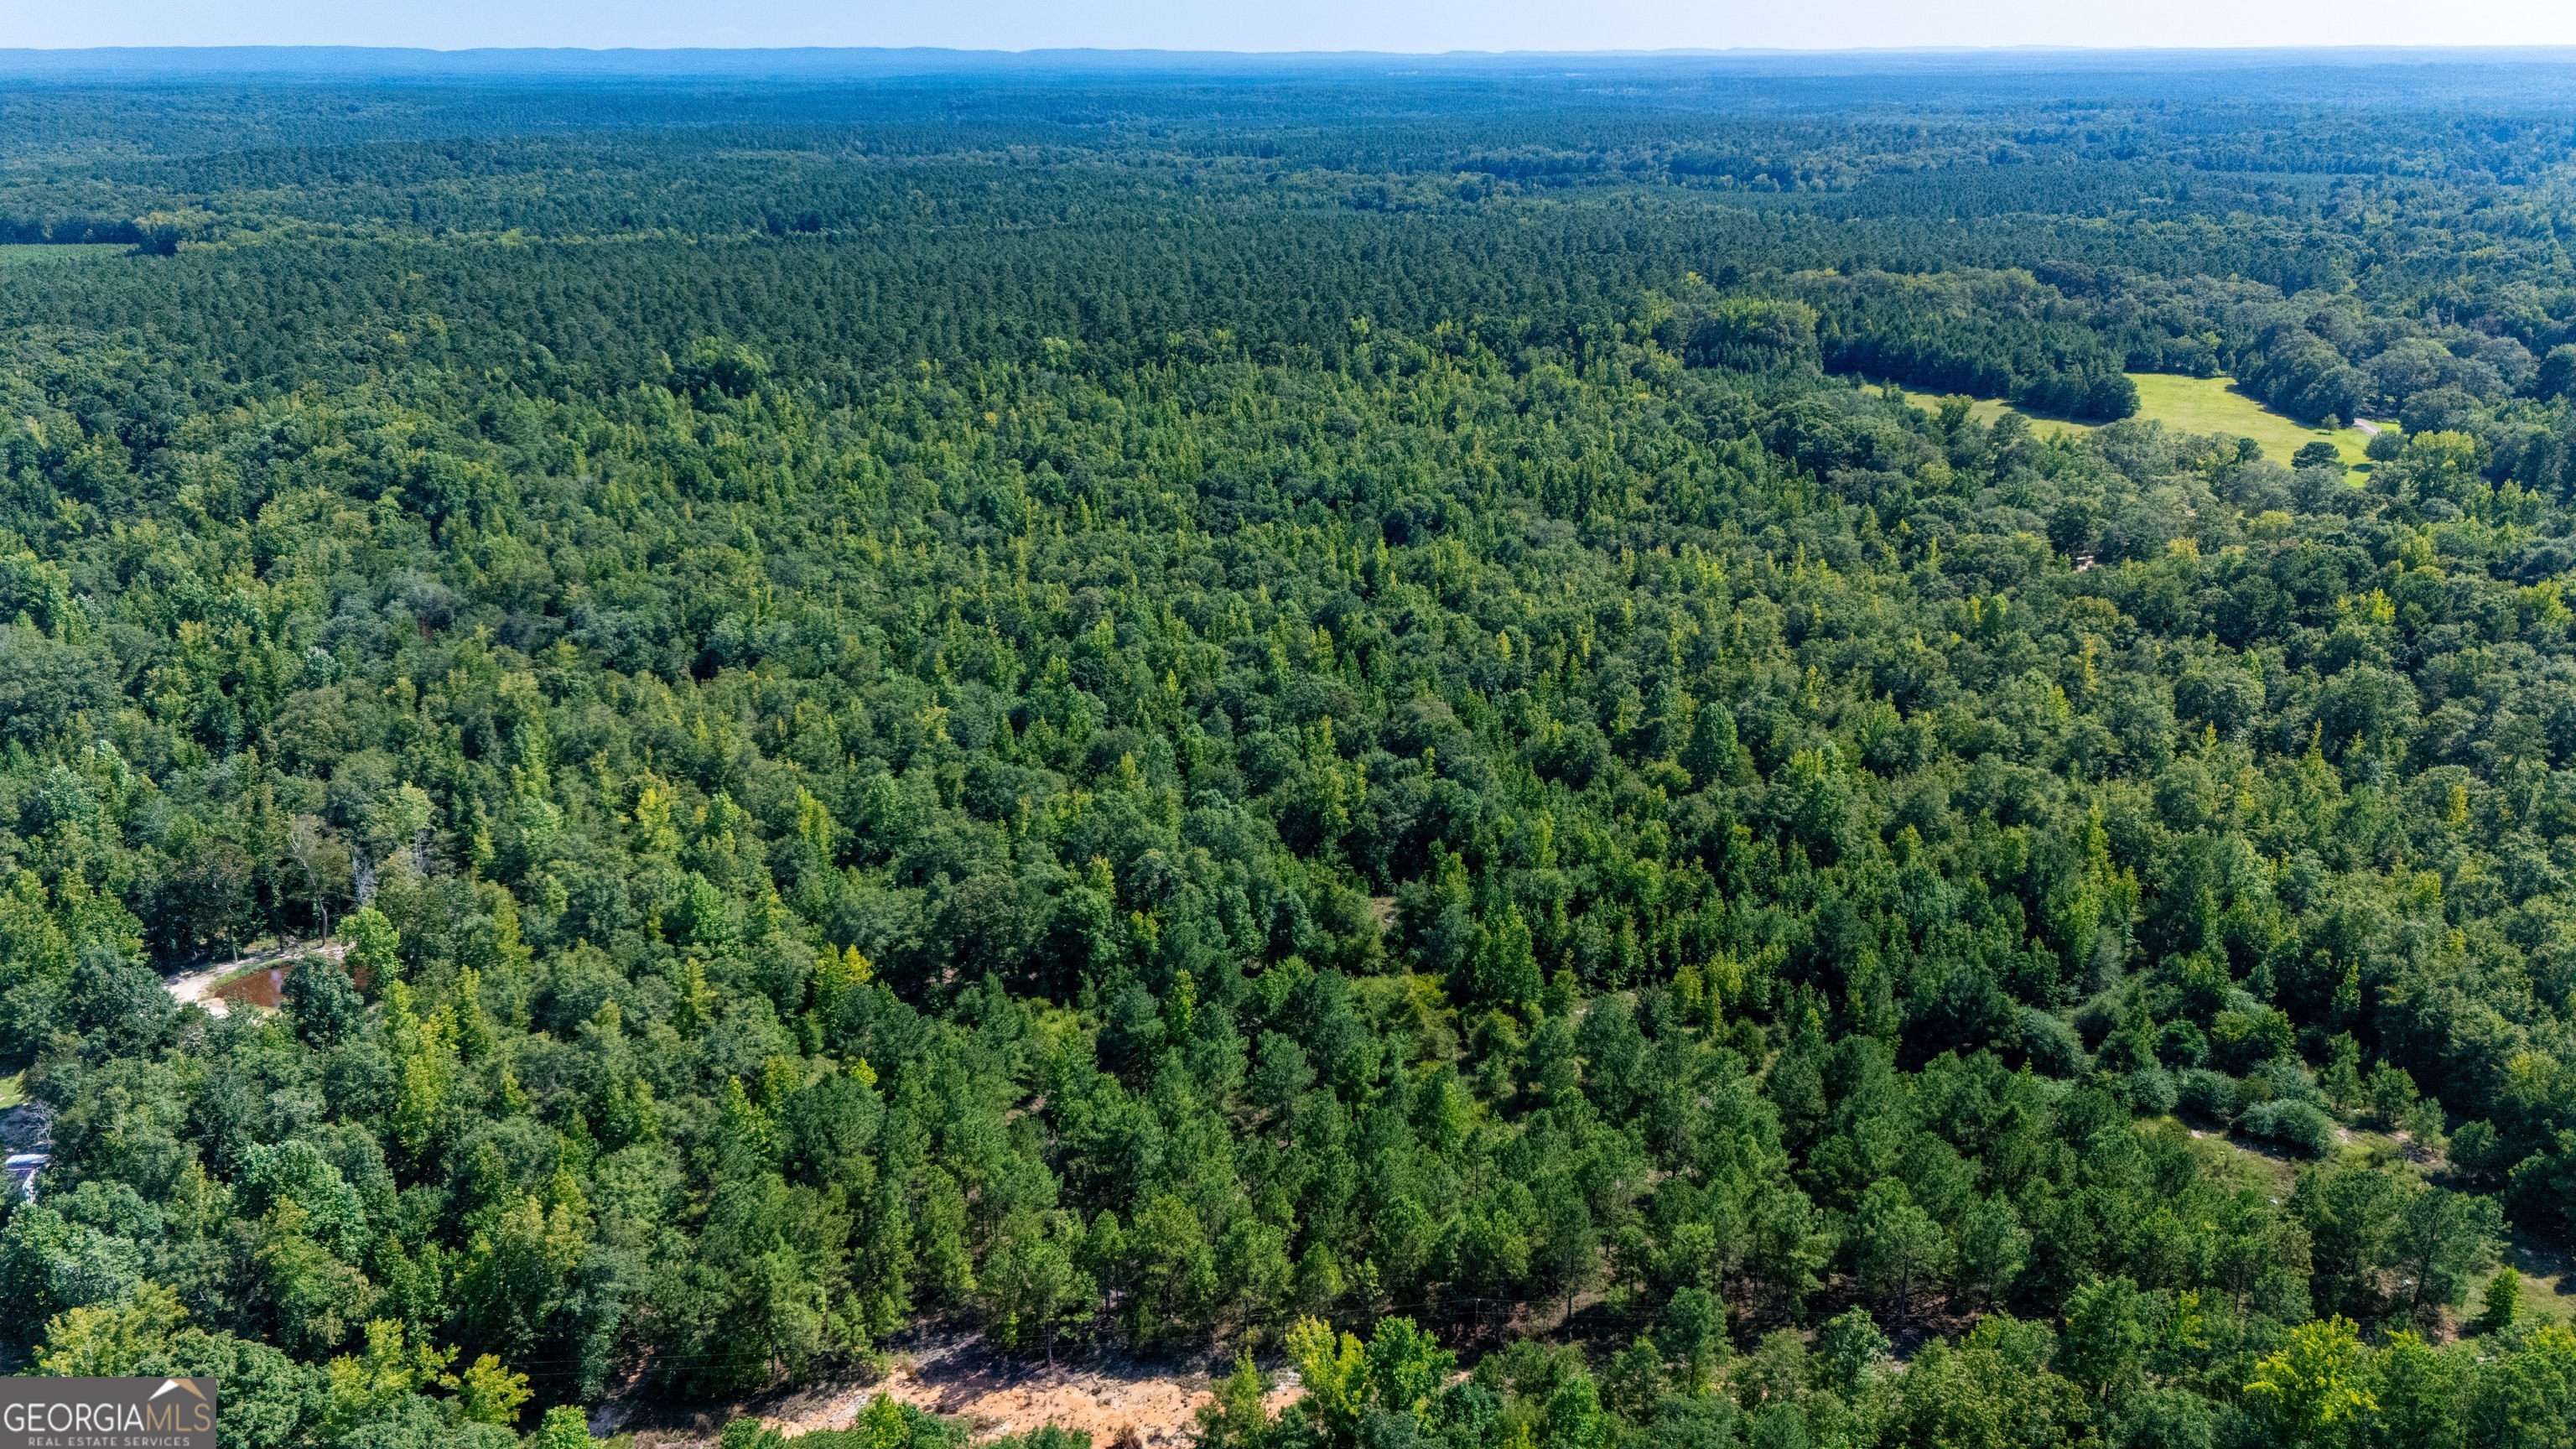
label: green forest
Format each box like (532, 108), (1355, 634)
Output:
(3, 48), (2576, 1449)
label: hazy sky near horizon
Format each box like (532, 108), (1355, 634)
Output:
(3, 0), (2573, 54)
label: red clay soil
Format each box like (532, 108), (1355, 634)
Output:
(615, 1336), (1300, 1449)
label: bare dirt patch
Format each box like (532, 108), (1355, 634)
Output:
(164, 940), (348, 1018)
(614, 1336), (1299, 1449)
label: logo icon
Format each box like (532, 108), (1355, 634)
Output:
(0, 1377), (218, 1449)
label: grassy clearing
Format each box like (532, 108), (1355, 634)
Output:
(0, 243), (130, 267)
(1889, 374), (2380, 468)
(2201, 1124), (2300, 1195)
(2127, 374), (2376, 467)
(2470, 1234), (2576, 1332)
(1892, 386), (2096, 441)
(2178, 1118), (2573, 1336)
(0, 1071), (23, 1111)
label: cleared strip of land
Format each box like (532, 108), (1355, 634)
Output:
(1898, 374), (2381, 467)
(2128, 374), (2376, 466)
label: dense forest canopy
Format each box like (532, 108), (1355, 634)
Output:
(3, 48), (2576, 1449)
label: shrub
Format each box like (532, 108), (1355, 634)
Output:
(2125, 1067), (2178, 1117)
(2248, 1057), (2321, 1104)
(2018, 1008), (2089, 1078)
(2177, 1069), (2241, 1124)
(2157, 1020), (2209, 1068)
(2238, 1099), (2335, 1156)
(2210, 1005), (2296, 1072)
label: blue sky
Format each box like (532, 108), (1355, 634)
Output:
(0, 0), (2569, 55)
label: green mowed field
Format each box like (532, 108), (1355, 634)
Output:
(2128, 373), (2376, 467)
(1895, 386), (2094, 440)
(1895, 374), (2379, 467)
